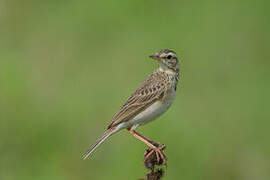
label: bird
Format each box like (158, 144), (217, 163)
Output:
(83, 49), (180, 165)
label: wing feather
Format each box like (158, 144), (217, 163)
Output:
(107, 72), (167, 129)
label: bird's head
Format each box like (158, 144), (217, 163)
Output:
(149, 49), (179, 73)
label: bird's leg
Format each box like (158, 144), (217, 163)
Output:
(128, 129), (167, 166)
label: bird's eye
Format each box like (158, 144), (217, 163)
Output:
(167, 55), (172, 59)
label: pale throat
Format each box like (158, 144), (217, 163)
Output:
(158, 65), (178, 76)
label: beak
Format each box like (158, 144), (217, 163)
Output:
(149, 54), (161, 61)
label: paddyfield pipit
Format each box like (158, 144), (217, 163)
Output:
(83, 49), (180, 165)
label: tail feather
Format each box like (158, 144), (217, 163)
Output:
(82, 129), (115, 160)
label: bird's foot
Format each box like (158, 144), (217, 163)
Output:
(144, 143), (167, 169)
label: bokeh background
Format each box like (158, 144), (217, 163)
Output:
(1, 0), (269, 179)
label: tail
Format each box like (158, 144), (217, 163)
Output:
(82, 128), (116, 160)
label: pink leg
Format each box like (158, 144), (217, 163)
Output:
(128, 129), (167, 166)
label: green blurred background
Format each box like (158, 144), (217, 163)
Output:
(1, 0), (269, 179)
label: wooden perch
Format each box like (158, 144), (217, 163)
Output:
(138, 144), (167, 180)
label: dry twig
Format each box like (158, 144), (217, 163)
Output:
(138, 144), (167, 180)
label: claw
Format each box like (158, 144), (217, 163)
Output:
(144, 144), (167, 168)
